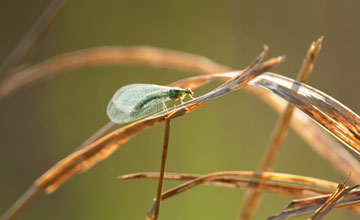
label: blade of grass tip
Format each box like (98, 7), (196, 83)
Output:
(309, 175), (350, 219)
(268, 188), (360, 220)
(194, 55), (285, 104)
(150, 47), (283, 120)
(253, 72), (360, 155)
(170, 68), (360, 185)
(0, 0), (69, 78)
(309, 179), (359, 220)
(247, 81), (360, 183)
(152, 118), (172, 220)
(239, 37), (323, 220)
(222, 45), (268, 90)
(187, 45), (268, 102)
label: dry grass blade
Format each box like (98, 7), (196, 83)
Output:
(3, 44), (360, 220)
(34, 46), (280, 193)
(172, 70), (360, 183)
(118, 171), (339, 194)
(309, 180), (348, 220)
(1, 45), (359, 184)
(247, 83), (360, 183)
(2, 45), (357, 184)
(260, 36), (323, 171)
(309, 178), (359, 220)
(0, 46), (230, 99)
(268, 187), (360, 220)
(0, 47), (282, 220)
(250, 73), (360, 155)
(297, 36), (323, 82)
(0, 0), (69, 78)
(239, 37), (323, 220)
(121, 171), (360, 217)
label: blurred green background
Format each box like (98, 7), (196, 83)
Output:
(1, 0), (360, 219)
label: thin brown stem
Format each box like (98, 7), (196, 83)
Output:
(239, 36), (323, 220)
(0, 186), (42, 220)
(262, 36), (323, 171)
(0, 0), (69, 78)
(152, 118), (172, 220)
(118, 171), (339, 192)
(137, 171), (360, 217)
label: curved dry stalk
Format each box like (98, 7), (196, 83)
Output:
(239, 36), (324, 220)
(0, 0), (69, 78)
(2, 45), (360, 220)
(176, 71), (360, 183)
(1, 45), (358, 185)
(35, 46), (278, 194)
(123, 171), (360, 218)
(261, 36), (323, 172)
(246, 85), (360, 183)
(269, 187), (360, 220)
(250, 73), (360, 155)
(309, 178), (357, 220)
(0, 46), (230, 99)
(118, 171), (339, 192)
(0, 48), (281, 220)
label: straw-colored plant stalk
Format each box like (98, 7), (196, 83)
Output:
(1, 3), (360, 218)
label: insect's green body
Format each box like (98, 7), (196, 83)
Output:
(107, 84), (193, 124)
(133, 91), (169, 110)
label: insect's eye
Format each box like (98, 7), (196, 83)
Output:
(185, 88), (193, 95)
(169, 89), (177, 98)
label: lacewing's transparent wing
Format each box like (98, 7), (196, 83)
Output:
(107, 84), (175, 123)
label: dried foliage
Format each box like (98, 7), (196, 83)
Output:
(239, 37), (324, 220)
(268, 181), (360, 220)
(309, 179), (358, 220)
(2, 15), (360, 220)
(33, 45), (284, 194)
(118, 172), (360, 215)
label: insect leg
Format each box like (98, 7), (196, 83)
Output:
(162, 101), (168, 111)
(180, 96), (185, 106)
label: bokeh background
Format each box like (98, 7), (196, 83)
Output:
(1, 0), (360, 219)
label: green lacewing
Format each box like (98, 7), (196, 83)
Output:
(107, 84), (194, 123)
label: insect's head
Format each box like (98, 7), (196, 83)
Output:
(184, 88), (194, 96)
(169, 88), (194, 100)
